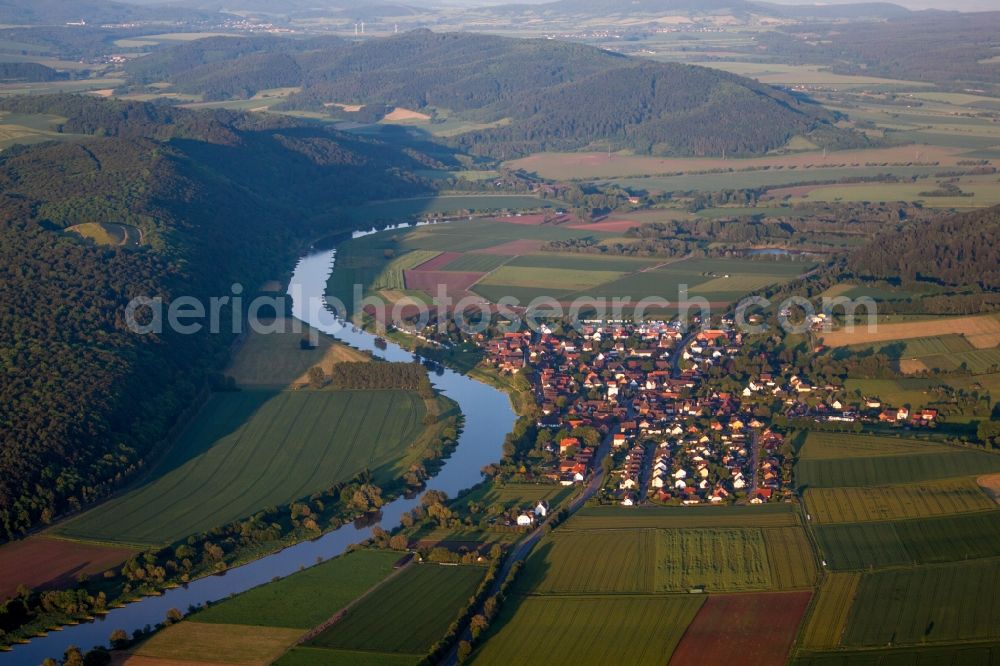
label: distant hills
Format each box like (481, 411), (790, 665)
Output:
(127, 30), (867, 157)
(0, 0), (219, 24)
(487, 0), (913, 19)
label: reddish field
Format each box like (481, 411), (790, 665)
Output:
(413, 251), (461, 271)
(404, 270), (485, 293)
(567, 219), (641, 232)
(669, 591), (812, 666)
(0, 536), (136, 601)
(469, 239), (544, 255)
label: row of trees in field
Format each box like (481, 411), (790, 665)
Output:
(328, 361), (434, 397)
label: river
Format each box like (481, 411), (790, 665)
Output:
(3, 227), (515, 665)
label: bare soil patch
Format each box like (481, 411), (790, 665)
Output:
(979, 473), (1000, 506)
(404, 270), (485, 293)
(0, 536), (136, 602)
(413, 251), (461, 271)
(383, 107), (430, 122)
(898, 358), (930, 374)
(669, 591), (812, 666)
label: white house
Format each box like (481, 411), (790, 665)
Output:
(534, 501), (548, 518)
(516, 513), (534, 527)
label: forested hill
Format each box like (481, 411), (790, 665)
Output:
(0, 95), (437, 542)
(847, 205), (1000, 290)
(126, 30), (864, 157)
(452, 61), (842, 158)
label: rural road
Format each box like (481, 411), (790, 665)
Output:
(671, 329), (697, 378)
(439, 429), (614, 665)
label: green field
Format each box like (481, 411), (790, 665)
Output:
(333, 219), (811, 310)
(454, 482), (573, 515)
(471, 595), (704, 665)
(596, 165), (946, 193)
(411, 527), (522, 548)
(796, 178), (1000, 209)
(804, 478), (997, 523)
(56, 389), (430, 545)
(656, 528), (773, 592)
(520, 529), (656, 594)
(867, 334), (976, 358)
(843, 377), (951, 412)
(475, 266), (626, 292)
(521, 526), (815, 594)
(813, 510), (1000, 570)
(850, 332), (976, 359)
(468, 283), (577, 304)
(224, 320), (367, 387)
(835, 284), (922, 302)
(922, 348), (1000, 374)
(371, 250), (441, 291)
(765, 527), (821, 589)
(306, 563), (485, 658)
(799, 573), (861, 649)
(328, 218), (611, 312)
(843, 559), (1000, 646)
(400, 219), (607, 253)
(505, 253), (659, 272)
(796, 432), (948, 460)
(848, 334), (1000, 374)
(191, 549), (400, 629)
(580, 256), (809, 304)
(132, 622), (303, 665)
(795, 449), (1000, 489)
(564, 503), (800, 529)
(795, 643), (1000, 666)
(328, 232), (410, 314)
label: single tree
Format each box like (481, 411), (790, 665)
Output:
(308, 366), (326, 389)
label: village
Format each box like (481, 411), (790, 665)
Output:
(481, 317), (939, 510)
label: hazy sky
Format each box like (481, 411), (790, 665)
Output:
(762, 0), (997, 10)
(452, 0), (997, 10)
